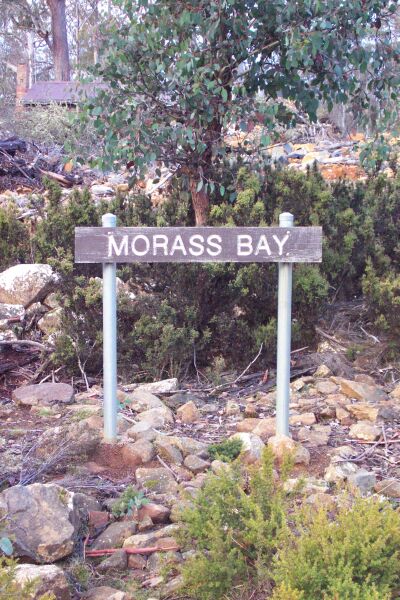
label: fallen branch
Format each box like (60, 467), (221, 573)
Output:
(86, 545), (179, 557)
(0, 340), (52, 352)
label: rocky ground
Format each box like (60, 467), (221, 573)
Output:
(1, 357), (400, 599)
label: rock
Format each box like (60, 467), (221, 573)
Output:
(138, 503), (170, 524)
(14, 564), (70, 600)
(324, 461), (359, 484)
(0, 483), (79, 563)
(225, 400), (240, 416)
(347, 469), (376, 494)
(128, 553), (147, 569)
(374, 479), (400, 498)
(155, 438), (183, 464)
(0, 303), (25, 320)
(126, 421), (157, 440)
(161, 575), (184, 597)
(315, 380), (337, 394)
(253, 417), (276, 441)
(122, 439), (156, 465)
(349, 421), (380, 441)
(12, 382), (74, 407)
(36, 418), (101, 462)
(292, 378), (305, 391)
(135, 467), (178, 494)
(284, 477), (328, 495)
(147, 549), (181, 573)
(236, 418), (261, 433)
(38, 307), (62, 335)
(337, 378), (387, 403)
(230, 432), (265, 464)
(314, 364), (332, 377)
(82, 587), (127, 600)
(91, 521), (137, 550)
(390, 384), (400, 400)
(336, 406), (351, 424)
(346, 403), (379, 422)
(73, 492), (101, 518)
(297, 424), (331, 446)
(184, 454), (210, 473)
(306, 492), (336, 510)
(289, 412), (316, 426)
(166, 392), (202, 409)
(90, 184), (114, 196)
(268, 434), (310, 465)
(135, 378), (178, 394)
(168, 436), (208, 457)
(123, 524), (179, 549)
(137, 406), (174, 428)
(97, 550), (128, 572)
(176, 400), (200, 423)
(124, 390), (164, 411)
(0, 264), (56, 307)
(211, 459), (231, 473)
(326, 393), (348, 407)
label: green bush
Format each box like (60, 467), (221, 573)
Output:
(179, 448), (290, 600)
(208, 439), (243, 463)
(111, 485), (149, 518)
(0, 203), (29, 271)
(272, 498), (400, 600)
(13, 165), (399, 379)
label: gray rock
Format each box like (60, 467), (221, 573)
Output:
(374, 478), (400, 498)
(155, 438), (184, 464)
(347, 469), (376, 494)
(82, 587), (127, 600)
(73, 492), (101, 518)
(137, 406), (174, 428)
(0, 303), (25, 320)
(0, 483), (79, 563)
(125, 390), (164, 412)
(12, 382), (74, 407)
(135, 467), (178, 494)
(230, 432), (265, 464)
(168, 436), (209, 457)
(183, 455), (210, 473)
(14, 564), (70, 600)
(97, 549), (128, 572)
(91, 521), (137, 551)
(123, 524), (179, 549)
(0, 264), (56, 307)
(167, 392), (203, 409)
(134, 378), (178, 394)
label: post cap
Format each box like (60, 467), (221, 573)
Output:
(102, 213), (117, 227)
(279, 212), (294, 227)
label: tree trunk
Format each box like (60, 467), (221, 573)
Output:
(47, 0), (71, 81)
(189, 177), (209, 226)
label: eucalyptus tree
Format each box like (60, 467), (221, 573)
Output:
(86, 0), (399, 225)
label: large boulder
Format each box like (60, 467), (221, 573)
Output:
(0, 483), (79, 563)
(12, 382), (75, 407)
(0, 264), (56, 307)
(14, 564), (70, 600)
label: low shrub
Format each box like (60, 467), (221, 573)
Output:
(0, 557), (55, 600)
(208, 439), (243, 463)
(0, 203), (30, 271)
(111, 485), (149, 518)
(272, 497), (400, 599)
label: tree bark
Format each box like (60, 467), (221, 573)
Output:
(46, 0), (71, 81)
(189, 177), (209, 226)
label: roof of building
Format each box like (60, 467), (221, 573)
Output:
(23, 81), (105, 105)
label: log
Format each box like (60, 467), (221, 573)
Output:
(39, 169), (78, 188)
(0, 137), (27, 155)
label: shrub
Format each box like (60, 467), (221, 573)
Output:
(0, 557), (55, 600)
(179, 448), (290, 600)
(208, 439), (243, 463)
(272, 497), (400, 599)
(0, 204), (29, 271)
(111, 486), (149, 518)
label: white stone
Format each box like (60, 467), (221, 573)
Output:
(0, 264), (56, 307)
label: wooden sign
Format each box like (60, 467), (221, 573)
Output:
(75, 226), (322, 263)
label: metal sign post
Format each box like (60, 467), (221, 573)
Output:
(75, 215), (322, 442)
(276, 213), (294, 436)
(101, 213), (118, 442)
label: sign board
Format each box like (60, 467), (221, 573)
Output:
(74, 213), (323, 443)
(75, 226), (322, 264)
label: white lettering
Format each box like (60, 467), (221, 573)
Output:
(108, 234), (128, 257)
(153, 234), (169, 256)
(273, 233), (290, 256)
(207, 234), (222, 256)
(254, 234), (272, 256)
(170, 235), (187, 255)
(131, 234), (150, 256)
(189, 234), (205, 256)
(237, 234), (253, 256)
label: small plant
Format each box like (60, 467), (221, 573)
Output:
(208, 438), (243, 463)
(0, 557), (55, 600)
(111, 486), (149, 518)
(272, 497), (400, 599)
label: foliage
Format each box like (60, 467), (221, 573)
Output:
(208, 439), (243, 463)
(0, 204), (30, 271)
(111, 485), (149, 518)
(83, 0), (399, 223)
(0, 557), (55, 600)
(179, 448), (290, 600)
(272, 497), (400, 600)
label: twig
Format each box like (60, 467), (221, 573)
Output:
(381, 425), (389, 458)
(156, 455), (180, 482)
(86, 545), (179, 557)
(39, 366), (63, 384)
(0, 340), (51, 351)
(315, 327), (347, 350)
(0, 148), (35, 182)
(360, 326), (380, 344)
(233, 343), (263, 384)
